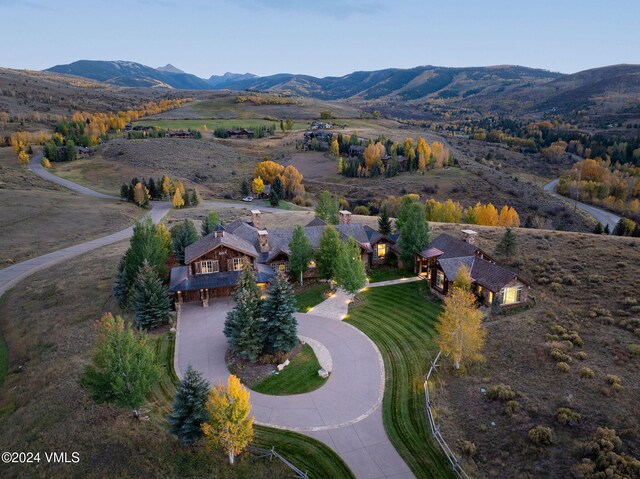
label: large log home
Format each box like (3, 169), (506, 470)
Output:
(169, 210), (399, 306)
(417, 230), (530, 308)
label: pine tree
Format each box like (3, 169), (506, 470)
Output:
(378, 207), (392, 235)
(168, 365), (210, 446)
(334, 237), (367, 294)
(270, 176), (284, 206)
(81, 313), (161, 411)
(113, 256), (127, 306)
(148, 177), (157, 199)
(604, 224), (611, 235)
(397, 202), (430, 263)
(171, 219), (199, 264)
(262, 271), (298, 354)
(224, 264), (264, 362)
(202, 375), (254, 465)
(495, 228), (518, 260)
(240, 179), (250, 197)
(593, 222), (604, 234)
(201, 211), (221, 236)
(436, 286), (486, 370)
(119, 218), (170, 308)
(316, 225), (341, 280)
(120, 183), (129, 199)
(288, 225), (313, 286)
(132, 261), (171, 330)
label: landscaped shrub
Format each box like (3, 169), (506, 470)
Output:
(556, 361), (571, 372)
(292, 195), (304, 206)
(528, 426), (553, 446)
(353, 205), (370, 216)
(462, 441), (477, 456)
(487, 384), (516, 401)
(505, 400), (519, 416)
(304, 199), (313, 207)
(555, 407), (581, 425)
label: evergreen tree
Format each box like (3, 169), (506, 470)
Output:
(147, 177), (157, 199)
(378, 207), (392, 235)
(131, 261), (171, 330)
(201, 211), (221, 236)
(270, 176), (284, 205)
(316, 225), (341, 280)
(593, 222), (604, 234)
(168, 365), (210, 447)
(223, 264), (264, 362)
(334, 237), (367, 294)
(171, 219), (199, 264)
(395, 195), (418, 232)
(240, 179), (250, 197)
(495, 228), (518, 260)
(119, 218), (170, 308)
(81, 313), (161, 412)
(604, 224), (611, 235)
(397, 202), (430, 263)
(120, 183), (129, 199)
(113, 256), (127, 306)
(262, 271), (298, 354)
(315, 191), (340, 224)
(66, 139), (77, 161)
(190, 189), (200, 206)
(288, 225), (313, 286)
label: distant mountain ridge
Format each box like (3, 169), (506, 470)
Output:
(45, 60), (640, 116)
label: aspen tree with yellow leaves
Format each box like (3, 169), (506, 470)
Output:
(202, 375), (254, 465)
(173, 188), (184, 209)
(436, 266), (486, 370)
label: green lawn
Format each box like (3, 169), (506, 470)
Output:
(368, 267), (415, 283)
(295, 282), (330, 312)
(252, 344), (327, 395)
(149, 333), (351, 478)
(133, 118), (306, 131)
(346, 282), (453, 479)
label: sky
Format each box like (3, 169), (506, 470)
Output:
(1, 0), (638, 78)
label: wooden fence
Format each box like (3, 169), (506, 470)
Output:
(424, 350), (471, 479)
(247, 445), (309, 478)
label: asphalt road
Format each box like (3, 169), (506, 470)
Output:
(543, 179), (621, 231)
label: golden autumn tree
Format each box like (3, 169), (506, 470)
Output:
(497, 206), (520, 227)
(176, 180), (186, 197)
(252, 177), (265, 196)
(431, 141), (447, 169)
(473, 203), (499, 226)
(417, 137), (431, 169)
(156, 223), (172, 252)
(172, 188), (184, 209)
(161, 175), (172, 198)
(133, 182), (148, 207)
(282, 165), (303, 197)
(202, 374), (254, 465)
(436, 267), (486, 370)
(329, 138), (339, 158)
(363, 143), (381, 170)
(17, 150), (29, 166)
(254, 160), (284, 184)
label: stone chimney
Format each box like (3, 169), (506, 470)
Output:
(339, 210), (352, 225)
(258, 230), (269, 253)
(461, 229), (478, 245)
(251, 209), (262, 230)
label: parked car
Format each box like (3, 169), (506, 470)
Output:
(241, 196), (254, 202)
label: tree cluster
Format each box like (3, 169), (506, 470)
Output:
(252, 160), (304, 204)
(224, 266), (298, 362)
(425, 199), (521, 227)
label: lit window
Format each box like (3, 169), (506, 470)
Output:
(198, 260), (218, 274)
(376, 243), (387, 258)
(273, 261), (290, 272)
(232, 257), (245, 271)
(436, 270), (445, 289)
(501, 286), (523, 305)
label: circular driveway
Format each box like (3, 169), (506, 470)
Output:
(175, 300), (384, 431)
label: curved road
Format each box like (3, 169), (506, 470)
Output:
(6, 159), (414, 478)
(543, 179), (621, 231)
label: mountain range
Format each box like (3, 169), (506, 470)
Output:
(45, 60), (640, 116)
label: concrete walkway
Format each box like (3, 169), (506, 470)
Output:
(176, 301), (413, 479)
(299, 335), (333, 372)
(367, 277), (422, 288)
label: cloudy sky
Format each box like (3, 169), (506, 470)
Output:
(2, 0), (638, 78)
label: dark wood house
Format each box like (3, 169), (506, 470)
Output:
(417, 230), (530, 308)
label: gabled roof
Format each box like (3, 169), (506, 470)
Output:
(184, 232), (258, 264)
(439, 256), (476, 281)
(437, 254), (526, 293)
(418, 247), (445, 259)
(429, 233), (482, 259)
(306, 217), (327, 227)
